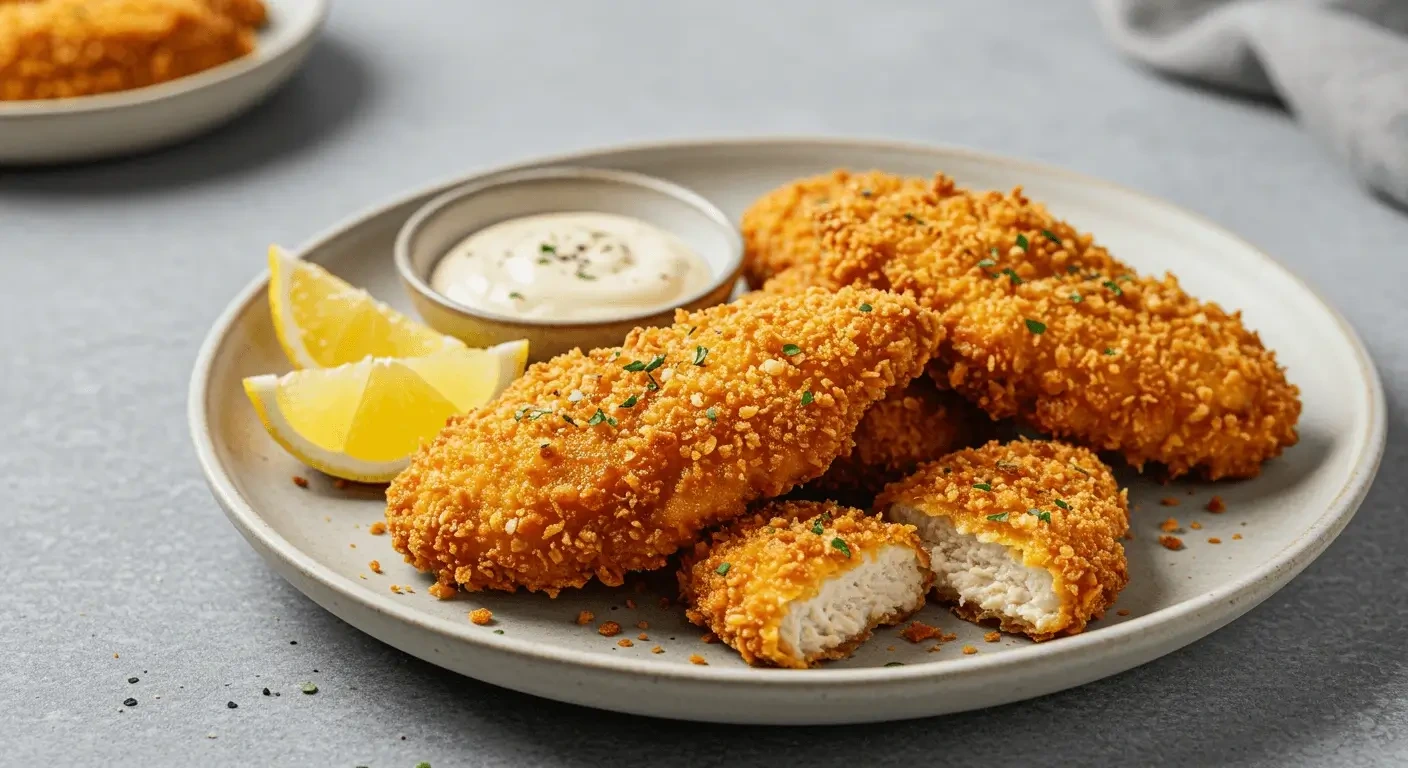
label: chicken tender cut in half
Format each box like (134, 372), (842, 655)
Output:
(385, 287), (941, 596)
(739, 170), (926, 289)
(814, 173), (1301, 480)
(679, 501), (932, 668)
(876, 439), (1129, 641)
(807, 377), (988, 502)
(0, 0), (264, 101)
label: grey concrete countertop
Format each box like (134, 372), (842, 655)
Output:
(3, 2), (1405, 766)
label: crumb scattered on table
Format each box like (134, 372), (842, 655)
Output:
(636, 620), (649, 630)
(1159, 496), (1180, 507)
(651, 646), (664, 654)
(292, 476), (309, 488)
(428, 583), (456, 600)
(984, 631), (1001, 643)
(598, 621), (622, 637)
(1206, 496), (1226, 513)
(637, 633), (649, 641)
(575, 610), (594, 626)
(1159, 518), (1181, 533)
(689, 654), (708, 665)
(700, 632), (718, 644)
(1189, 521), (1203, 530)
(900, 620), (943, 644)
(617, 638), (634, 648)
(658, 597), (671, 609)
(625, 599), (637, 609)
(1158, 535), (1185, 551)
(368, 560), (382, 574)
(368, 521), (387, 535)
(1232, 533), (1243, 540)
(389, 584), (402, 594)
(1117, 609), (1130, 616)
(1208, 537), (1222, 544)
(961, 645), (978, 655)
(468, 608), (493, 625)
(348, 543), (356, 549)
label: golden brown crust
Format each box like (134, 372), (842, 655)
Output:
(739, 170), (927, 289)
(875, 439), (1129, 641)
(385, 287), (941, 596)
(0, 0), (264, 101)
(812, 173), (1301, 480)
(678, 501), (931, 668)
(808, 378), (989, 501)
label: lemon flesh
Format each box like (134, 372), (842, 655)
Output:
(268, 245), (460, 369)
(243, 343), (527, 482)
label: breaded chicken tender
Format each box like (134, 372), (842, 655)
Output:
(877, 439), (1128, 640)
(679, 501), (932, 668)
(385, 288), (941, 596)
(814, 173), (1301, 479)
(807, 378), (987, 501)
(739, 170), (926, 289)
(0, 0), (264, 101)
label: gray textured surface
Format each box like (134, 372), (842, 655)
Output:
(2, 1), (1404, 766)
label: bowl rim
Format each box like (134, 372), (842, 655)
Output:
(393, 165), (745, 330)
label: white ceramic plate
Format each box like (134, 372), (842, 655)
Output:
(0, 0), (328, 164)
(189, 138), (1386, 724)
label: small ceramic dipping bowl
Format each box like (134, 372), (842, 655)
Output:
(395, 166), (744, 362)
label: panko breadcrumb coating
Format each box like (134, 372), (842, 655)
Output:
(385, 287), (941, 596)
(0, 0), (266, 101)
(813, 173), (1301, 479)
(877, 439), (1129, 641)
(739, 170), (926, 289)
(678, 501), (932, 668)
(807, 377), (988, 501)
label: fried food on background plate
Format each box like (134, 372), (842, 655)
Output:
(385, 287), (942, 596)
(679, 500), (932, 668)
(0, 0), (266, 101)
(814, 173), (1301, 480)
(877, 439), (1128, 641)
(739, 169), (926, 289)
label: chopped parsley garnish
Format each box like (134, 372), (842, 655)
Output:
(493, 630), (504, 635)
(620, 395), (639, 408)
(903, 212), (924, 225)
(567, 390), (584, 403)
(645, 373), (659, 391)
(1117, 274), (1134, 282)
(514, 407), (553, 421)
(1104, 347), (1118, 356)
(685, 326), (697, 337)
(300, 682), (317, 695)
(986, 511), (1009, 522)
(561, 414), (577, 426)
(977, 258), (997, 269)
(860, 189), (873, 197)
(1069, 292), (1083, 303)
(831, 537), (852, 558)
(812, 519), (825, 535)
(1024, 318), (1047, 334)
(623, 360), (646, 372)
(858, 302), (873, 312)
(1027, 508), (1052, 524)
(1069, 462), (1090, 476)
(1102, 279), (1123, 296)
(705, 406), (717, 421)
(1041, 229), (1062, 245)
(537, 257), (551, 265)
(1066, 264), (1081, 274)
(540, 243), (555, 254)
(800, 390), (814, 406)
(990, 246), (1000, 258)
(884, 662), (905, 667)
(973, 482), (992, 492)
(995, 460), (1019, 471)
(782, 343), (802, 356)
(715, 562), (731, 576)
(508, 292), (525, 300)
(693, 346), (709, 366)
(1015, 234), (1029, 252)
(643, 354), (666, 372)
(1054, 499), (1070, 511)
(1001, 268), (1023, 285)
(612, 350), (621, 359)
(587, 409), (616, 427)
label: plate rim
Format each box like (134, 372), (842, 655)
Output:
(188, 135), (1388, 689)
(0, 0), (330, 119)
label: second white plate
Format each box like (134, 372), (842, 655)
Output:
(0, 0), (328, 164)
(190, 137), (1385, 724)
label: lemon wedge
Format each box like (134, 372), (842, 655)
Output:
(268, 244), (461, 369)
(243, 341), (528, 482)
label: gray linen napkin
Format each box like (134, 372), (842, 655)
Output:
(1094, 0), (1408, 208)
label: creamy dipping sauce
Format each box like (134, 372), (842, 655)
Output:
(429, 212), (713, 321)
